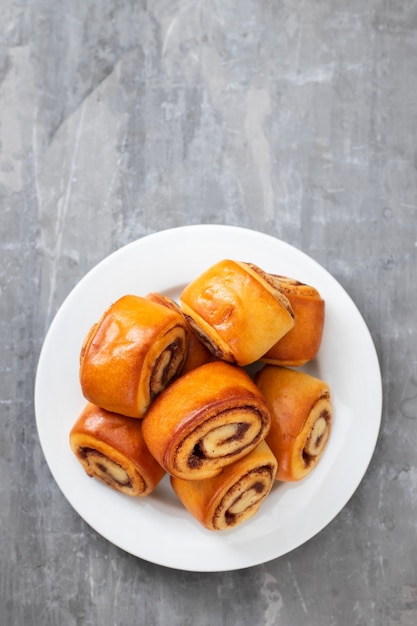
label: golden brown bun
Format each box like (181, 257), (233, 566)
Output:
(79, 295), (188, 418)
(255, 365), (332, 481)
(171, 440), (277, 530)
(262, 276), (325, 366)
(179, 259), (294, 366)
(146, 292), (215, 374)
(142, 361), (271, 480)
(70, 403), (165, 496)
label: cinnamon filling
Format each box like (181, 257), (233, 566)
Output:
(186, 421), (253, 468)
(188, 443), (204, 469)
(78, 447), (133, 488)
(219, 466), (275, 528)
(149, 334), (186, 399)
(302, 410), (331, 466)
(184, 315), (229, 361)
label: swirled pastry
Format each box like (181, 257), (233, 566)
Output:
(70, 403), (165, 496)
(179, 260), (294, 366)
(262, 276), (325, 366)
(171, 440), (277, 530)
(142, 361), (272, 480)
(79, 295), (188, 418)
(146, 292), (215, 374)
(255, 365), (332, 481)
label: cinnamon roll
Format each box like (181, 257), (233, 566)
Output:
(171, 441), (277, 530)
(262, 276), (325, 366)
(79, 295), (188, 418)
(142, 361), (272, 480)
(255, 365), (332, 481)
(179, 259), (294, 366)
(70, 403), (165, 496)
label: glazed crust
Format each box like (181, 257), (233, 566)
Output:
(255, 365), (332, 481)
(179, 259), (294, 366)
(262, 276), (325, 366)
(171, 441), (277, 530)
(141, 361), (272, 480)
(69, 403), (165, 496)
(79, 295), (188, 418)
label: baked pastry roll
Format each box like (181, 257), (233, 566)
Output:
(255, 365), (332, 481)
(79, 295), (188, 418)
(171, 441), (277, 530)
(146, 292), (215, 374)
(142, 361), (271, 480)
(180, 259), (294, 366)
(70, 403), (165, 496)
(262, 276), (325, 366)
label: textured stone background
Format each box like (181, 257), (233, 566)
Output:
(1, 1), (416, 624)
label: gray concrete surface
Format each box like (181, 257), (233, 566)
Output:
(1, 1), (416, 624)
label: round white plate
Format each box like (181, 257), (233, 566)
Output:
(35, 225), (382, 572)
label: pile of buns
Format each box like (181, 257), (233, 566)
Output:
(70, 259), (332, 531)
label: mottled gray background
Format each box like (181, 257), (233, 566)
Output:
(1, 1), (416, 624)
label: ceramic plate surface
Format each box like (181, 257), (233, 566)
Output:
(35, 225), (382, 572)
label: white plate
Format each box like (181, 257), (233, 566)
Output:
(35, 225), (382, 572)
